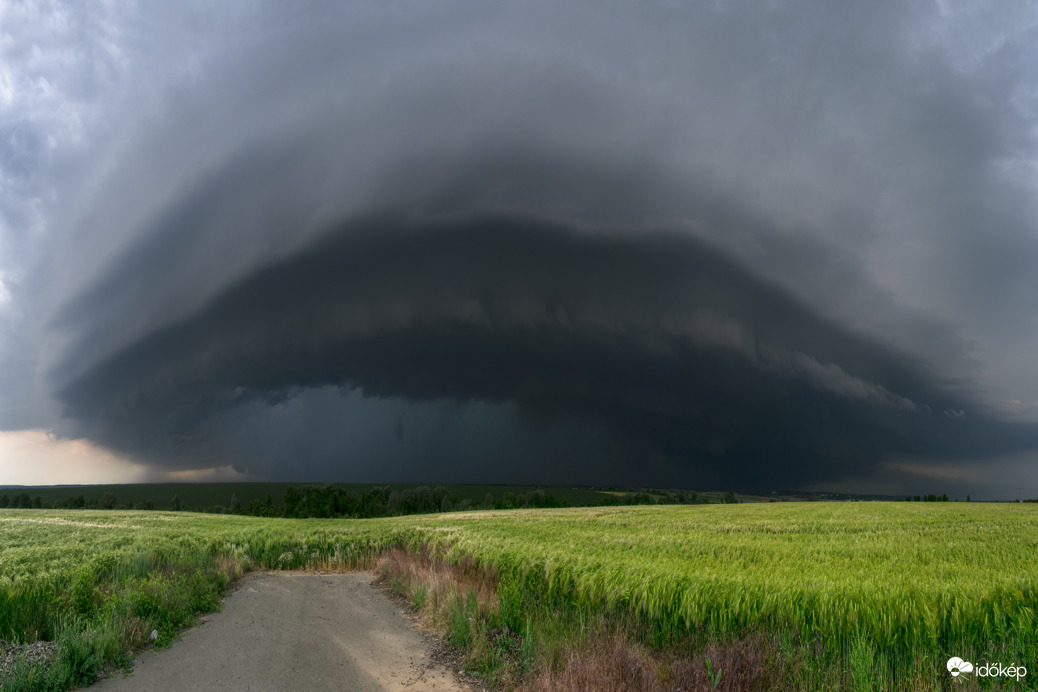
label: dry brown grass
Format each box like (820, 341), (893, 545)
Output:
(667, 634), (791, 691)
(377, 546), (536, 688)
(520, 627), (661, 691)
(522, 628), (791, 692)
(214, 554), (247, 583)
(118, 614), (155, 651)
(377, 546), (500, 627)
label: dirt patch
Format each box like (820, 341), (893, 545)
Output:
(93, 571), (471, 691)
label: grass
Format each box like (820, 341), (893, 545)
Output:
(1, 503), (1036, 689)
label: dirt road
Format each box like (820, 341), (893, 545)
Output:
(94, 571), (466, 691)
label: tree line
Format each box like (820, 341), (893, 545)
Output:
(217, 485), (708, 518)
(0, 491), (151, 510)
(0, 485), (711, 518)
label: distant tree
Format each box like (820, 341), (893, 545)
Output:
(483, 493), (494, 509)
(284, 487), (301, 517)
(170, 495), (181, 511)
(230, 494), (241, 514)
(387, 491), (400, 514)
(723, 491), (737, 504)
(101, 492), (117, 509)
(914, 495), (921, 502)
(32, 496), (42, 509)
(0, 495), (9, 508)
(967, 495), (971, 502)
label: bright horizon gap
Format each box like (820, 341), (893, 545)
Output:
(0, 430), (247, 485)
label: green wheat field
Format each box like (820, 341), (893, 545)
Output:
(1, 503), (1036, 690)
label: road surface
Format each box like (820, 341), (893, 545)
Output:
(94, 571), (465, 691)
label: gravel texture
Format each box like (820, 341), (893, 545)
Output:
(0, 639), (59, 679)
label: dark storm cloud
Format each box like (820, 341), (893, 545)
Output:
(53, 201), (1038, 488)
(3, 1), (1038, 491)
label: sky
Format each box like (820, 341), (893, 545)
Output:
(2, 1), (1038, 498)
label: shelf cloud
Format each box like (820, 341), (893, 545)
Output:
(2, 1), (1038, 495)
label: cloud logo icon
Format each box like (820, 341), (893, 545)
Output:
(947, 657), (974, 677)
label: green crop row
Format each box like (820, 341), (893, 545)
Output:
(1, 503), (1036, 689)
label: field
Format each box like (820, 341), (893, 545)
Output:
(1, 503), (1036, 689)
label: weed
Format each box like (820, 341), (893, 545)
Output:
(705, 657), (722, 689)
(850, 634), (876, 692)
(446, 589), (477, 650)
(410, 584), (427, 611)
(499, 578), (524, 633)
(55, 618), (101, 686)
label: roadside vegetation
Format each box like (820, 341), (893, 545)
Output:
(1, 503), (1036, 690)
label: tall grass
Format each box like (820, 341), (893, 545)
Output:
(409, 503), (1038, 680)
(2, 504), (1038, 689)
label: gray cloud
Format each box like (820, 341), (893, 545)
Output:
(2, 1), (1038, 493)
(51, 201), (1038, 488)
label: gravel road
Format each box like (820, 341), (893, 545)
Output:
(93, 571), (466, 691)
